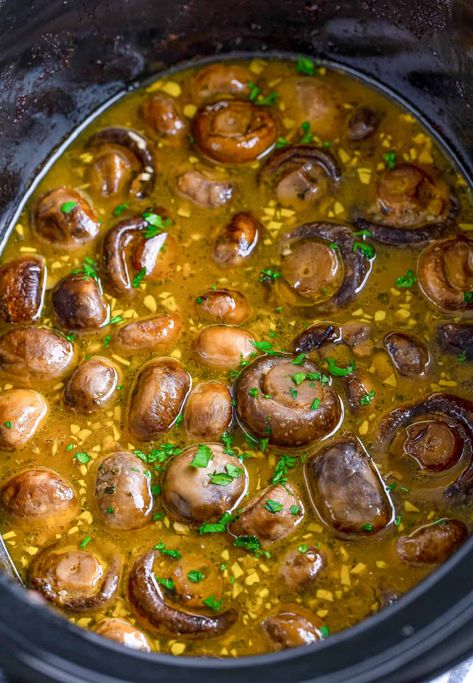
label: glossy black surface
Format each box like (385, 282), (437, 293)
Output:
(0, 1), (472, 681)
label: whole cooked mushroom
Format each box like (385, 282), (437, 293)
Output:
(0, 255), (45, 323)
(183, 381), (233, 439)
(64, 356), (119, 414)
(0, 389), (47, 450)
(277, 76), (343, 139)
(52, 273), (109, 332)
(384, 332), (430, 376)
(113, 313), (182, 354)
(262, 605), (323, 649)
(213, 212), (260, 268)
(190, 63), (251, 103)
(235, 354), (342, 447)
(192, 100), (277, 164)
(437, 323), (473, 359)
(396, 519), (468, 565)
(95, 618), (152, 652)
(194, 325), (255, 370)
(195, 289), (250, 324)
(176, 170), (234, 208)
(141, 94), (187, 141)
(32, 187), (100, 250)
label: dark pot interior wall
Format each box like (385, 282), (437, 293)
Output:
(0, 0), (472, 235)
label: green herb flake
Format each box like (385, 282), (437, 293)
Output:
(386, 482), (397, 491)
(248, 387), (259, 398)
(292, 353), (307, 367)
(234, 535), (261, 553)
(361, 523), (374, 532)
(74, 451), (91, 464)
(360, 390), (375, 406)
(328, 242), (338, 251)
(191, 443), (213, 469)
(199, 511), (234, 535)
(259, 267), (282, 284)
(107, 506), (114, 514)
(353, 241), (375, 259)
(221, 432), (235, 457)
(394, 515), (402, 527)
(65, 443), (75, 452)
(310, 397), (321, 410)
(383, 150), (397, 170)
(298, 544), (308, 554)
(289, 504), (301, 516)
(396, 269), (417, 289)
(464, 291), (473, 304)
(458, 350), (467, 362)
(300, 120), (314, 144)
(103, 334), (112, 348)
(326, 357), (356, 377)
(264, 499), (284, 514)
(247, 81), (279, 106)
(113, 202), (129, 217)
(152, 512), (164, 522)
(151, 484), (161, 496)
(3, 421), (12, 429)
(65, 333), (75, 342)
(132, 267), (147, 288)
(296, 55), (316, 75)
(271, 454), (297, 486)
(79, 535), (91, 549)
(203, 595), (222, 612)
(156, 576), (175, 591)
(252, 340), (282, 356)
(292, 372), (307, 386)
(60, 200), (78, 214)
(187, 570), (205, 584)
(153, 541), (181, 559)
(320, 625), (330, 638)
(353, 229), (373, 238)
(109, 315), (123, 325)
(195, 296), (203, 304)
(275, 137), (289, 149)
(289, 387), (298, 400)
(143, 212), (172, 238)
(209, 463), (242, 486)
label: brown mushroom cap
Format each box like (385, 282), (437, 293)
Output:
(259, 145), (341, 210)
(88, 147), (135, 198)
(403, 420), (463, 471)
(279, 546), (325, 590)
(278, 222), (372, 310)
(32, 187), (100, 250)
(0, 326), (76, 386)
(344, 370), (377, 412)
(112, 313), (182, 354)
(95, 618), (152, 652)
(170, 553), (223, 608)
(87, 127), (155, 199)
(128, 358), (191, 441)
(437, 323), (473, 359)
(94, 452), (154, 530)
(190, 63), (251, 103)
(213, 212), (260, 268)
(418, 235), (473, 313)
(194, 325), (256, 370)
(64, 356), (118, 414)
(162, 443), (247, 524)
(347, 107), (379, 141)
(184, 381), (233, 439)
(277, 76), (343, 139)
(396, 519), (468, 565)
(102, 214), (176, 297)
(193, 100), (277, 164)
(384, 332), (430, 376)
(176, 170), (234, 208)
(0, 389), (47, 450)
(305, 434), (394, 535)
(229, 483), (304, 547)
(128, 550), (238, 637)
(29, 545), (121, 611)
(141, 94), (187, 140)
(195, 289), (250, 324)
(1, 468), (78, 536)
(355, 164), (456, 245)
(52, 273), (109, 332)
(235, 355), (341, 447)
(0, 255), (45, 323)
(262, 605), (322, 649)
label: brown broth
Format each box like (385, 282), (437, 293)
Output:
(0, 56), (472, 658)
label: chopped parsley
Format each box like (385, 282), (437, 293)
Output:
(353, 241), (375, 259)
(292, 353), (307, 367)
(134, 443), (181, 467)
(153, 541), (181, 559)
(353, 229), (373, 238)
(310, 397), (321, 410)
(458, 350), (467, 362)
(74, 451), (91, 464)
(292, 372), (307, 386)
(156, 576), (175, 591)
(248, 387), (259, 398)
(3, 421), (12, 429)
(464, 291), (473, 304)
(271, 454), (297, 486)
(396, 269), (417, 288)
(142, 212), (172, 238)
(195, 296), (203, 304)
(65, 333), (75, 342)
(296, 55), (316, 75)
(221, 432), (235, 457)
(203, 595), (222, 612)
(300, 120), (314, 144)
(259, 267), (282, 284)
(264, 499), (284, 514)
(247, 81), (279, 106)
(320, 625), (330, 638)
(60, 200), (78, 214)
(394, 515), (402, 527)
(199, 511), (234, 535)
(326, 357), (356, 377)
(71, 256), (99, 281)
(383, 150), (397, 170)
(252, 340), (283, 356)
(298, 544), (308, 554)
(289, 387), (298, 400)
(210, 464), (242, 486)
(234, 535), (261, 553)
(65, 443), (75, 452)
(106, 506), (114, 514)
(109, 315), (123, 325)
(187, 570), (205, 583)
(151, 484), (161, 496)
(191, 443), (213, 468)
(360, 390), (375, 406)
(113, 202), (129, 217)
(132, 267), (147, 288)
(361, 523), (374, 532)
(275, 136), (289, 149)
(103, 334), (112, 348)
(79, 535), (91, 549)
(290, 504), (301, 516)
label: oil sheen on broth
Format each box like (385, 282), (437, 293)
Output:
(0, 56), (472, 658)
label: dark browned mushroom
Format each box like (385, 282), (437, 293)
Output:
(278, 222), (372, 309)
(95, 618), (151, 652)
(87, 127), (155, 199)
(32, 187), (100, 250)
(128, 358), (191, 441)
(213, 212), (260, 267)
(102, 213), (177, 296)
(262, 606), (322, 649)
(52, 274), (109, 332)
(195, 289), (250, 324)
(192, 100), (277, 164)
(279, 546), (325, 590)
(1, 468), (78, 537)
(418, 235), (473, 313)
(184, 382), (233, 439)
(94, 452), (154, 530)
(194, 325), (256, 370)
(176, 170), (234, 208)
(128, 550), (238, 637)
(347, 107), (379, 141)
(259, 146), (341, 210)
(113, 313), (182, 354)
(0, 256), (45, 323)
(162, 443), (247, 524)
(305, 434), (394, 534)
(293, 322), (342, 354)
(376, 393), (473, 500)
(88, 148), (135, 198)
(141, 94), (187, 141)
(344, 370), (377, 412)
(64, 356), (118, 414)
(384, 332), (430, 376)
(170, 553), (223, 608)
(396, 519), (468, 565)
(190, 63), (251, 103)
(437, 323), (473, 359)
(235, 355), (341, 447)
(0, 389), (47, 450)
(229, 483), (303, 547)
(29, 545), (121, 611)
(354, 164), (456, 245)
(277, 77), (343, 139)
(341, 320), (374, 357)
(0, 326), (76, 386)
